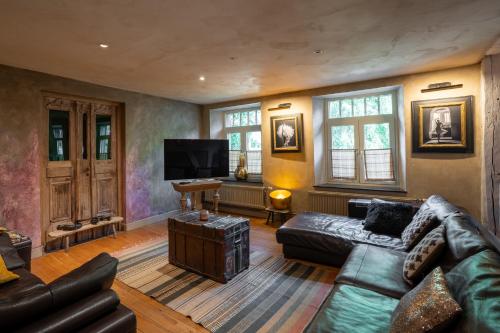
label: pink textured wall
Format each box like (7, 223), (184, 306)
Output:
(0, 65), (201, 248)
(0, 130), (41, 246)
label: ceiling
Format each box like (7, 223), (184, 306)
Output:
(0, 0), (499, 104)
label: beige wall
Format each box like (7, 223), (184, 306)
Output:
(204, 64), (483, 220)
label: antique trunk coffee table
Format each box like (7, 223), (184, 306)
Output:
(168, 211), (250, 283)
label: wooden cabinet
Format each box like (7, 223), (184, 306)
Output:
(42, 94), (123, 244)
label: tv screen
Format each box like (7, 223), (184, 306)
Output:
(164, 139), (229, 180)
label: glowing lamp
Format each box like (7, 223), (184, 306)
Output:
(269, 190), (292, 210)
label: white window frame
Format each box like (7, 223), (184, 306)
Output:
(325, 88), (401, 189)
(222, 107), (263, 178)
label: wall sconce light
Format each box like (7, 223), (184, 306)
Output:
(421, 82), (463, 93)
(268, 103), (292, 111)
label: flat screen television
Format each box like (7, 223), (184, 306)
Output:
(164, 139), (229, 180)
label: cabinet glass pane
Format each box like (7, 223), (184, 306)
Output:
(96, 115), (112, 160)
(49, 110), (69, 161)
(82, 113), (88, 160)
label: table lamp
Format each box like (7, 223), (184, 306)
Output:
(269, 190), (292, 210)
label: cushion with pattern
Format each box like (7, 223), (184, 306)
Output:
(391, 267), (462, 333)
(403, 225), (446, 284)
(401, 209), (439, 250)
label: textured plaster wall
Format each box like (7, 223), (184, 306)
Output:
(204, 64), (484, 220)
(0, 65), (201, 248)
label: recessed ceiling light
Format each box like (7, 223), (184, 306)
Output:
(199, 76), (206, 81)
(314, 49), (323, 54)
(99, 43), (109, 48)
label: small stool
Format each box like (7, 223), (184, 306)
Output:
(265, 207), (290, 225)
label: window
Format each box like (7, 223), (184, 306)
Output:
(223, 108), (262, 176)
(326, 89), (400, 188)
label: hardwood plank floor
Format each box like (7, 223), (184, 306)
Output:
(31, 217), (338, 333)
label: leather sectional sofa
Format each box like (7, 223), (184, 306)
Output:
(0, 234), (136, 333)
(276, 195), (500, 332)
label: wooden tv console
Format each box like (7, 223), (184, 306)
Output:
(171, 180), (223, 213)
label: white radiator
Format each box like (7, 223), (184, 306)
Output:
(205, 184), (267, 210)
(308, 190), (420, 215)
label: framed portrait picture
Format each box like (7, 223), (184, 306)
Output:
(411, 96), (473, 153)
(270, 113), (303, 153)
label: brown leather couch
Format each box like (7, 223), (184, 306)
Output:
(0, 234), (136, 333)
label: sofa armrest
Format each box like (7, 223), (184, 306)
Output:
(0, 233), (26, 270)
(48, 253), (118, 309)
(76, 304), (137, 333)
(15, 289), (120, 333)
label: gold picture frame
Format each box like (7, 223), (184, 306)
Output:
(411, 96), (473, 153)
(270, 114), (303, 153)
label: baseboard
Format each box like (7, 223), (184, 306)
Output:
(32, 245), (44, 259)
(125, 210), (182, 231)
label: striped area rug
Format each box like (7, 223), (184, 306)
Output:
(115, 240), (335, 333)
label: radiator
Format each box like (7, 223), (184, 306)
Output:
(308, 191), (420, 216)
(204, 184), (267, 210)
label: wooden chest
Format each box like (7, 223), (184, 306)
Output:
(168, 211), (250, 283)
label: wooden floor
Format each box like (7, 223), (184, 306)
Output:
(32, 217), (338, 333)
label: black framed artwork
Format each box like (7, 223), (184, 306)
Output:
(411, 96), (473, 153)
(270, 113), (303, 153)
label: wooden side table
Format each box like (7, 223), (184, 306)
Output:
(172, 180), (222, 213)
(265, 207), (290, 225)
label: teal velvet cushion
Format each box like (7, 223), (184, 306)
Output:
(305, 284), (398, 333)
(445, 249), (500, 333)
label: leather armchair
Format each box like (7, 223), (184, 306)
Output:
(0, 234), (136, 333)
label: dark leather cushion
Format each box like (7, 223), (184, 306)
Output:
(48, 253), (118, 309)
(364, 199), (414, 236)
(16, 289), (120, 333)
(276, 212), (405, 263)
(0, 268), (53, 329)
(336, 244), (412, 299)
(440, 213), (491, 271)
(445, 250), (500, 333)
(418, 194), (461, 222)
(0, 233), (26, 270)
(305, 284), (398, 333)
(76, 304), (137, 333)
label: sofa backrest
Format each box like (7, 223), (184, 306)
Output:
(445, 249), (500, 333)
(439, 213), (492, 271)
(418, 194), (461, 222)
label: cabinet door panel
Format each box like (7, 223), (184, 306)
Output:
(48, 177), (72, 231)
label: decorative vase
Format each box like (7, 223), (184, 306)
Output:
(234, 152), (248, 181)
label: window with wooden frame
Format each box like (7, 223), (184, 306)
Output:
(325, 89), (401, 188)
(223, 108), (262, 177)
